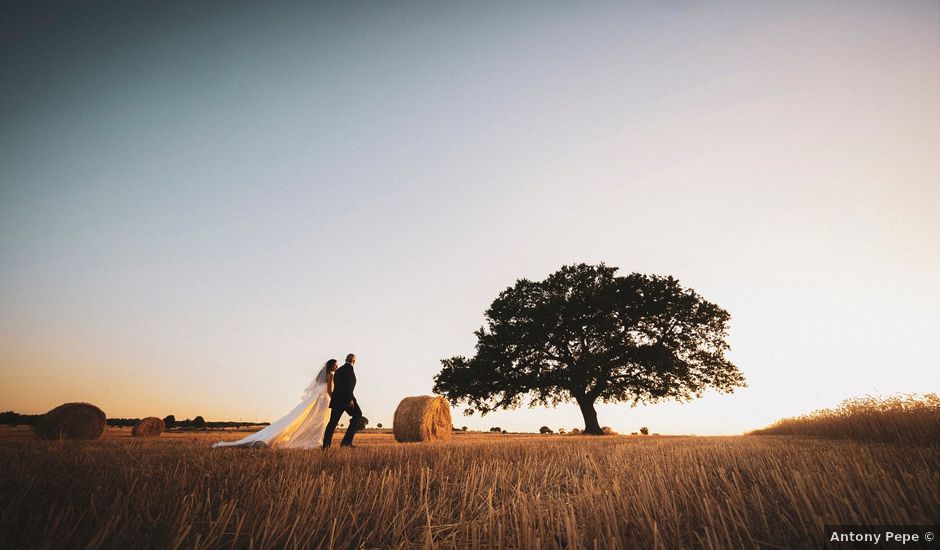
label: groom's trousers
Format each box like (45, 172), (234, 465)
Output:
(322, 402), (363, 447)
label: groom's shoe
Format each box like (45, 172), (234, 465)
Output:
(340, 444), (356, 449)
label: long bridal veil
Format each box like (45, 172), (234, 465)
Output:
(302, 362), (331, 401)
(212, 362), (332, 449)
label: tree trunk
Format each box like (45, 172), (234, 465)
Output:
(576, 396), (604, 435)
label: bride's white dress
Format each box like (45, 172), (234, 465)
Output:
(212, 369), (331, 449)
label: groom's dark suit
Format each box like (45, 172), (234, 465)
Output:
(322, 362), (363, 448)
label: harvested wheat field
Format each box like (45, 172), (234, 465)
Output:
(0, 429), (936, 550)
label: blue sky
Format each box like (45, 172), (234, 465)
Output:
(1, 1), (938, 434)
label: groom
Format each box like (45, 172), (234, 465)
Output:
(322, 353), (364, 449)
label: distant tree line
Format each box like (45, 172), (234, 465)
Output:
(158, 415), (270, 430)
(0, 411), (269, 430)
(0, 411), (41, 425)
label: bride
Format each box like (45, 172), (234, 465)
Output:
(212, 359), (337, 449)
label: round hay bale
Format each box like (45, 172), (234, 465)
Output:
(393, 396), (452, 443)
(132, 416), (164, 437)
(34, 402), (106, 440)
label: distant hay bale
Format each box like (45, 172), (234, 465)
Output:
(34, 402), (106, 440)
(393, 396), (452, 443)
(132, 417), (164, 437)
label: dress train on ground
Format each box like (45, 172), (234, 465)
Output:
(212, 383), (330, 449)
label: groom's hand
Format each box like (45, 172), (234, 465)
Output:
(349, 400), (355, 407)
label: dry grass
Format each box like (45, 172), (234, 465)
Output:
(749, 393), (940, 445)
(0, 429), (935, 549)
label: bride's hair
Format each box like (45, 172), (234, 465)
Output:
(302, 359), (338, 400)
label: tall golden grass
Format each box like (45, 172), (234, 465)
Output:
(749, 393), (940, 445)
(0, 432), (936, 549)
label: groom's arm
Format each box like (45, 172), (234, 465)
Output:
(333, 367), (353, 404)
(348, 371), (356, 406)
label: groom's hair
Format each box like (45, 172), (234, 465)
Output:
(346, 353), (356, 363)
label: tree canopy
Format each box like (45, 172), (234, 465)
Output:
(433, 263), (745, 434)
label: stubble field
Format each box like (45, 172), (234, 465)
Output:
(0, 428), (936, 550)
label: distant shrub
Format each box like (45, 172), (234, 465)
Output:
(749, 393), (940, 446)
(602, 426), (615, 435)
(558, 428), (566, 434)
(539, 426), (552, 434)
(571, 428), (580, 435)
(376, 423), (383, 429)
(489, 427), (502, 433)
(193, 416), (207, 429)
(640, 427), (649, 435)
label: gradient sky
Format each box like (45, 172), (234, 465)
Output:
(1, 1), (938, 435)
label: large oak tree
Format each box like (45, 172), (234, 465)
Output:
(433, 264), (745, 434)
